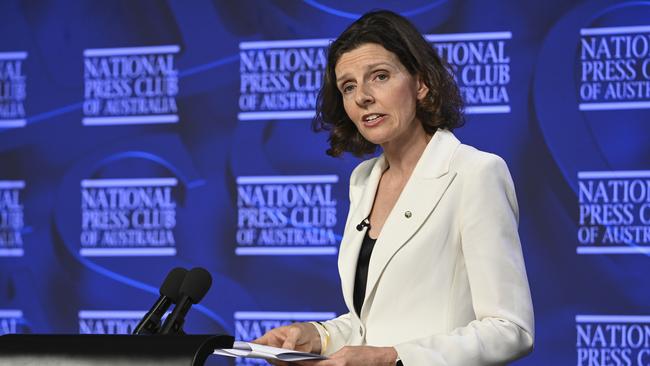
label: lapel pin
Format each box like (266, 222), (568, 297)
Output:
(404, 211), (412, 218)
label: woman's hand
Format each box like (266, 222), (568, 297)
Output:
(298, 345), (398, 366)
(254, 324), (398, 365)
(253, 322), (322, 354)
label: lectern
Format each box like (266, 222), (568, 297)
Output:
(0, 334), (234, 366)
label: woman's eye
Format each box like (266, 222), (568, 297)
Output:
(376, 73), (388, 81)
(342, 84), (355, 93)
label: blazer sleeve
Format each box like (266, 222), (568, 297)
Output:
(312, 161), (370, 355)
(394, 154), (534, 365)
(315, 312), (353, 354)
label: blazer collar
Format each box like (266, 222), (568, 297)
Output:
(339, 129), (461, 318)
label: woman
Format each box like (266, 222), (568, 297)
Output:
(255, 10), (534, 366)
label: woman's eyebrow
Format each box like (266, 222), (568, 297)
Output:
(364, 62), (396, 71)
(336, 62), (397, 84)
(336, 73), (352, 85)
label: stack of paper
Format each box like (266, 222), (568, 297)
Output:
(213, 341), (327, 362)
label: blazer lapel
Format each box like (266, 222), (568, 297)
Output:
(338, 156), (388, 313)
(361, 130), (460, 316)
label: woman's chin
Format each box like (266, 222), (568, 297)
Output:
(362, 136), (387, 147)
(359, 131), (389, 146)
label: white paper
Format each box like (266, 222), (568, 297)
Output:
(213, 341), (327, 362)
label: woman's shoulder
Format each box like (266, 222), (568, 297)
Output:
(451, 142), (510, 176)
(349, 156), (382, 186)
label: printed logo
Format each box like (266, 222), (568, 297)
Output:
(80, 178), (177, 256)
(0, 310), (26, 335)
(233, 311), (335, 366)
(238, 33), (512, 120)
(579, 25), (650, 111)
(78, 310), (159, 334)
(83, 45), (179, 126)
(576, 315), (650, 366)
(0, 180), (25, 257)
(236, 175), (338, 255)
(426, 32), (512, 114)
(238, 39), (328, 121)
(577, 171), (650, 254)
(0, 51), (27, 128)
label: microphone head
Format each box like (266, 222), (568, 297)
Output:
(179, 267), (212, 304)
(160, 267), (188, 302)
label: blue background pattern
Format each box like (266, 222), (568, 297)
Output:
(1, 1), (649, 365)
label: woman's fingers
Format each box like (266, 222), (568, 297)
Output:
(281, 325), (303, 349)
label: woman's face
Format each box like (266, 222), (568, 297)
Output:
(335, 43), (428, 147)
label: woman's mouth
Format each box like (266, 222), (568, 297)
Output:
(362, 113), (386, 127)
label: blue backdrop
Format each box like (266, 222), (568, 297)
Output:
(1, 1), (650, 365)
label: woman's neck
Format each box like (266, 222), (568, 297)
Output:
(380, 124), (432, 181)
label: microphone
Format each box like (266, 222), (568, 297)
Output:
(356, 217), (370, 231)
(133, 267), (188, 335)
(159, 267), (212, 335)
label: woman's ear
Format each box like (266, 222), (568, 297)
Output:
(416, 77), (429, 101)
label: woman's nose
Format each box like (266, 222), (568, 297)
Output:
(355, 85), (374, 107)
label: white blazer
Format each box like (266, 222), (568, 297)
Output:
(318, 129), (534, 365)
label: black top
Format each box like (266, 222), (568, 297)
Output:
(353, 229), (377, 316)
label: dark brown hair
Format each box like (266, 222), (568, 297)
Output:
(313, 10), (465, 157)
